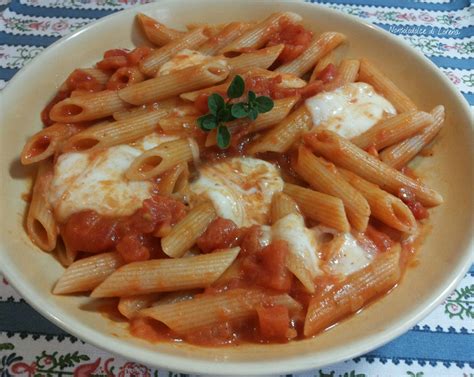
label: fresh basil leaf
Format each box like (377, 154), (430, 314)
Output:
(218, 106), (234, 122)
(248, 90), (257, 103)
(231, 102), (248, 119)
(208, 93), (225, 115)
(248, 107), (259, 121)
(197, 114), (217, 131)
(255, 96), (274, 113)
(227, 75), (245, 99)
(216, 125), (231, 149)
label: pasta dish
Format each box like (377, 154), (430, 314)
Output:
(20, 12), (445, 345)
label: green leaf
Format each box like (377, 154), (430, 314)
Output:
(227, 75), (245, 99)
(231, 102), (248, 118)
(248, 90), (257, 103)
(255, 96), (274, 113)
(248, 107), (259, 121)
(218, 105), (234, 122)
(207, 93), (225, 115)
(197, 114), (217, 131)
(216, 125), (231, 149)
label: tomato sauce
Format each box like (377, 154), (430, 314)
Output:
(96, 47), (153, 72)
(398, 187), (429, 220)
(61, 195), (186, 262)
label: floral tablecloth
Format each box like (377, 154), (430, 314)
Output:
(0, 0), (472, 376)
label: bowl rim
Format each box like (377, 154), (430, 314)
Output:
(0, 0), (473, 375)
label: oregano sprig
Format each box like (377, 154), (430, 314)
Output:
(196, 75), (274, 149)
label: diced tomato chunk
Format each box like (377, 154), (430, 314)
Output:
(197, 217), (241, 253)
(116, 234), (150, 263)
(127, 46), (153, 65)
(104, 48), (129, 58)
(398, 187), (429, 220)
(258, 240), (293, 291)
(96, 56), (128, 71)
(365, 224), (394, 253)
(315, 63), (337, 84)
(194, 93), (210, 114)
(257, 305), (291, 341)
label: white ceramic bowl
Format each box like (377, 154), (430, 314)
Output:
(1, 1), (473, 375)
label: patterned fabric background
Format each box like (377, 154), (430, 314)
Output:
(0, 0), (472, 376)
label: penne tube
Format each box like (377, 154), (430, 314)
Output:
(50, 90), (127, 123)
(294, 146), (370, 232)
(54, 240), (78, 268)
(276, 32), (346, 77)
(118, 294), (162, 319)
(156, 162), (189, 196)
(380, 105), (445, 169)
(322, 58), (360, 91)
(351, 110), (434, 151)
(53, 252), (124, 294)
(139, 27), (209, 76)
(305, 130), (443, 206)
(158, 115), (198, 135)
(283, 183), (350, 232)
(80, 68), (111, 86)
(61, 108), (169, 152)
(309, 44), (346, 82)
(136, 13), (184, 46)
(358, 58), (417, 113)
(198, 22), (253, 55)
(26, 160), (58, 252)
(112, 97), (181, 121)
(119, 61), (230, 106)
(304, 246), (401, 336)
(219, 12), (302, 54)
(205, 96), (299, 147)
(161, 201), (217, 258)
(21, 123), (83, 165)
(339, 168), (417, 233)
(227, 44), (284, 72)
(270, 192), (301, 224)
(91, 248), (240, 297)
(139, 288), (301, 334)
(107, 66), (146, 90)
(247, 105), (312, 154)
(126, 138), (194, 180)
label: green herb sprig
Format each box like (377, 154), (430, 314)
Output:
(197, 75), (274, 149)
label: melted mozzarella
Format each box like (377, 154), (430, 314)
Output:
(49, 133), (176, 222)
(189, 157), (283, 227)
(158, 49), (222, 76)
(305, 82), (396, 138)
(272, 214), (322, 277)
(325, 233), (375, 276)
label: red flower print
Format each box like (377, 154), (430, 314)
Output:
(118, 362), (151, 377)
(74, 358), (101, 377)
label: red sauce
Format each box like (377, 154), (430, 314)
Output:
(97, 47), (153, 71)
(196, 217), (242, 253)
(257, 305), (293, 341)
(61, 195), (186, 261)
(364, 224), (394, 252)
(266, 18), (313, 65)
(246, 75), (324, 100)
(315, 63), (337, 84)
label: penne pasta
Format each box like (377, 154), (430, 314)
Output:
(304, 246), (401, 336)
(276, 32), (346, 77)
(119, 294), (162, 319)
(107, 66), (146, 90)
(227, 44), (284, 72)
(205, 96), (299, 147)
(137, 13), (184, 46)
(112, 97), (181, 121)
(53, 252), (124, 294)
(21, 123), (83, 165)
(309, 44), (346, 82)
(358, 58), (417, 113)
(139, 27), (209, 76)
(198, 22), (253, 55)
(283, 183), (350, 232)
(322, 58), (360, 91)
(380, 105), (445, 169)
(294, 146), (370, 232)
(91, 247), (240, 297)
(339, 168), (417, 233)
(61, 108), (169, 152)
(156, 162), (190, 196)
(80, 68), (111, 86)
(305, 130), (443, 206)
(158, 115), (198, 135)
(126, 138), (194, 180)
(247, 105), (312, 154)
(161, 201), (217, 258)
(219, 12), (302, 54)
(139, 288), (301, 334)
(50, 90), (127, 123)
(351, 110), (434, 151)
(119, 61), (230, 106)
(26, 159), (58, 252)
(271, 192), (300, 224)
